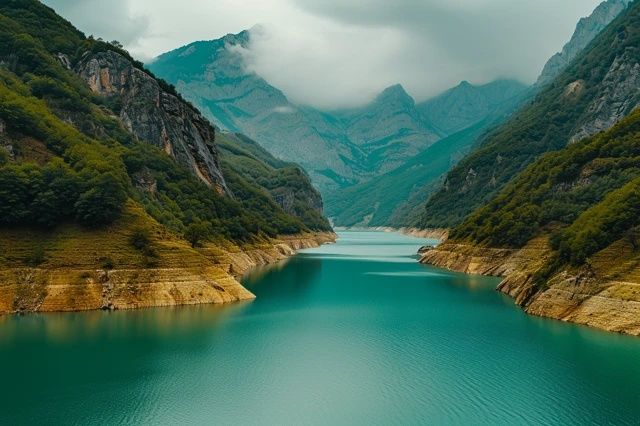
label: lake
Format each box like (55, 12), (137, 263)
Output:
(1, 231), (639, 424)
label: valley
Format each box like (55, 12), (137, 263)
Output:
(2, 0), (640, 423)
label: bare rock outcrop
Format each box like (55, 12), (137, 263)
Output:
(420, 237), (640, 336)
(75, 50), (229, 194)
(571, 51), (640, 142)
(537, 0), (632, 86)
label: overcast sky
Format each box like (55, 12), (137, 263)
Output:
(43, 0), (603, 108)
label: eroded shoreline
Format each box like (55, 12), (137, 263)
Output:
(0, 232), (336, 315)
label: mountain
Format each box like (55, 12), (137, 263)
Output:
(150, 34), (367, 192)
(537, 0), (632, 87)
(216, 132), (329, 230)
(420, 0), (640, 335)
(0, 0), (332, 313)
(326, 80), (529, 227)
(150, 34), (450, 193)
(326, 121), (489, 227)
(150, 32), (531, 224)
(420, 0), (640, 228)
(333, 84), (442, 173)
(417, 79), (528, 135)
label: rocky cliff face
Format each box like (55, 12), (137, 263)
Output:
(420, 238), (640, 336)
(76, 50), (229, 193)
(150, 34), (367, 193)
(570, 50), (640, 141)
(537, 0), (632, 86)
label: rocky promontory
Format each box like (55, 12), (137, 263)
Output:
(420, 237), (640, 336)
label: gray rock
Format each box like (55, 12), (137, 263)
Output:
(537, 0), (632, 87)
(571, 51), (640, 142)
(75, 50), (229, 194)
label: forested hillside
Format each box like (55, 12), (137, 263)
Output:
(453, 108), (640, 268)
(420, 1), (640, 228)
(0, 0), (329, 255)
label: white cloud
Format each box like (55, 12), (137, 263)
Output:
(43, 0), (604, 108)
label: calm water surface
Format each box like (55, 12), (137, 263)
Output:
(1, 231), (640, 425)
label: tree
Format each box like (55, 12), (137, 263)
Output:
(184, 222), (209, 247)
(75, 172), (126, 226)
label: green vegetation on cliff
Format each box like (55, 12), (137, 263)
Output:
(420, 1), (640, 228)
(453, 106), (640, 270)
(0, 0), (330, 261)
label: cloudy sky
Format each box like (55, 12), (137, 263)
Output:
(43, 0), (603, 108)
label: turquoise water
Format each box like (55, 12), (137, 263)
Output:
(1, 231), (640, 425)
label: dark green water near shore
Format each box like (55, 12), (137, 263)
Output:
(1, 231), (640, 424)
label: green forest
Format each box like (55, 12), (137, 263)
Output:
(0, 0), (329, 250)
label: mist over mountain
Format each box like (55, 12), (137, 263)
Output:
(150, 34), (527, 198)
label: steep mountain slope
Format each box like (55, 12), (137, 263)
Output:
(537, 0), (632, 86)
(417, 79), (527, 135)
(216, 132), (329, 230)
(334, 84), (442, 173)
(420, 1), (640, 228)
(150, 33), (367, 192)
(0, 0), (332, 313)
(326, 121), (489, 227)
(326, 81), (529, 227)
(422, 108), (640, 335)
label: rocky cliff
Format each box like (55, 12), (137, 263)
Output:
(570, 49), (640, 141)
(76, 50), (229, 193)
(420, 237), (640, 336)
(421, 0), (640, 228)
(537, 0), (632, 87)
(0, 206), (336, 314)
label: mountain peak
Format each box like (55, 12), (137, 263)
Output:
(376, 84), (413, 104)
(536, 0), (631, 86)
(221, 29), (250, 47)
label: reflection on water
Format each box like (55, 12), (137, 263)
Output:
(243, 255), (323, 300)
(1, 231), (640, 425)
(0, 302), (251, 344)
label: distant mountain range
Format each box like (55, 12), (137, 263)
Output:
(149, 36), (527, 224)
(325, 81), (528, 226)
(149, 0), (631, 228)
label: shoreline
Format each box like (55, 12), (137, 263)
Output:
(419, 237), (640, 336)
(0, 232), (336, 315)
(334, 226), (449, 241)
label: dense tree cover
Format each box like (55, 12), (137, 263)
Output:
(420, 2), (640, 228)
(217, 133), (332, 231)
(556, 177), (640, 264)
(124, 143), (306, 242)
(452, 108), (640, 266)
(0, 0), (327, 244)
